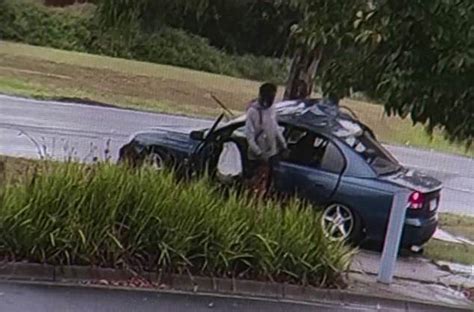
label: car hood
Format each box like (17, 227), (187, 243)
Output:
(381, 169), (442, 193)
(132, 126), (200, 151)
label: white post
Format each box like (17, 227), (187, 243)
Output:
(377, 191), (410, 284)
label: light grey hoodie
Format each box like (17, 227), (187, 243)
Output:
(245, 101), (287, 160)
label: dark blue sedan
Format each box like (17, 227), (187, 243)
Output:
(119, 99), (442, 250)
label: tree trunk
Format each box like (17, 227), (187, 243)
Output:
(283, 45), (323, 101)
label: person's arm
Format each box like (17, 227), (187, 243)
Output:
(276, 128), (287, 150)
(245, 108), (263, 157)
(271, 108), (287, 150)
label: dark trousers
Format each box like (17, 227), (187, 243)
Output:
(246, 156), (278, 197)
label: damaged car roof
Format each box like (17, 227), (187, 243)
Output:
(275, 99), (365, 137)
(222, 98), (365, 138)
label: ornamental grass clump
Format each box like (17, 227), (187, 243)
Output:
(0, 161), (354, 287)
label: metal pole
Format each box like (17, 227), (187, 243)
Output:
(377, 191), (409, 284)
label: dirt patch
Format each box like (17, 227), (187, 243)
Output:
(0, 65), (72, 80)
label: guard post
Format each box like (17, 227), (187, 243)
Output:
(377, 190), (410, 284)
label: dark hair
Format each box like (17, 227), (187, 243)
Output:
(259, 83), (277, 107)
(259, 82), (277, 98)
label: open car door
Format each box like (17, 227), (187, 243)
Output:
(189, 113), (225, 175)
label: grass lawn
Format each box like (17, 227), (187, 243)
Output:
(425, 240), (474, 266)
(0, 41), (472, 157)
(425, 213), (474, 266)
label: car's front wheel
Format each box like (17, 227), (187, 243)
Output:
(321, 203), (363, 244)
(118, 144), (172, 171)
(143, 151), (168, 170)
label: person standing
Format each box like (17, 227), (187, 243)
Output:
(245, 83), (287, 197)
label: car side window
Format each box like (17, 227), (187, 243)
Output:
(320, 141), (345, 173)
(285, 128), (344, 173)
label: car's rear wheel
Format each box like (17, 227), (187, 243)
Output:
(321, 203), (363, 244)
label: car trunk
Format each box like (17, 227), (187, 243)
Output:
(381, 168), (442, 218)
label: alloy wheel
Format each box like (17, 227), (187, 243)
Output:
(321, 204), (355, 241)
(144, 152), (164, 170)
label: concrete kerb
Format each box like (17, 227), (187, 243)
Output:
(0, 262), (471, 312)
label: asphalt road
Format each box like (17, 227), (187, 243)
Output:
(0, 281), (374, 312)
(0, 94), (472, 216)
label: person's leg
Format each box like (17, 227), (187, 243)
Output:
(246, 159), (259, 180)
(264, 156), (279, 197)
(246, 159), (264, 196)
(257, 161), (270, 198)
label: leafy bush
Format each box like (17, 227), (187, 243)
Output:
(0, 162), (353, 286)
(0, 0), (287, 83)
(231, 54), (289, 84)
(132, 28), (240, 77)
(0, 0), (94, 52)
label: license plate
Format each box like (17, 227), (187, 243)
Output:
(430, 199), (438, 211)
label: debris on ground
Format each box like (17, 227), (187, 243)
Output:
(80, 276), (161, 289)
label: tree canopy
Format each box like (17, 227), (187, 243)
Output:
(354, 0), (473, 145)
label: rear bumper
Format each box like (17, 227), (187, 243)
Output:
(400, 216), (438, 247)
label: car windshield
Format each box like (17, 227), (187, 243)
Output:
(333, 120), (400, 175)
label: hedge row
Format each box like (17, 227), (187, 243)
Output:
(0, 0), (288, 83)
(0, 161), (353, 287)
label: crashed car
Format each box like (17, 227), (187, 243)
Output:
(119, 99), (442, 249)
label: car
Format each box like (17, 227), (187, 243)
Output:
(118, 98), (442, 250)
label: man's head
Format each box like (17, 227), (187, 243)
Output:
(258, 82), (277, 108)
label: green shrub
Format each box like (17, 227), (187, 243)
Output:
(0, 0), (94, 52)
(0, 162), (353, 286)
(231, 54), (289, 83)
(132, 28), (239, 77)
(0, 0), (287, 83)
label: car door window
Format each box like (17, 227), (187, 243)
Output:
(285, 128), (344, 174)
(320, 141), (345, 173)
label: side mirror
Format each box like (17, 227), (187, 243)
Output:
(190, 130), (205, 141)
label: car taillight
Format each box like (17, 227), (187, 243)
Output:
(408, 191), (425, 209)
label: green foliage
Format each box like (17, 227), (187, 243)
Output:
(0, 0), (94, 52)
(286, 0), (473, 145)
(97, 0), (299, 57)
(283, 0), (370, 97)
(0, 0), (287, 83)
(0, 161), (353, 286)
(351, 0), (474, 145)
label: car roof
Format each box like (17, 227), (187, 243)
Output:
(221, 98), (365, 138)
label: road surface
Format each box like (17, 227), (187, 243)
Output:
(0, 94), (472, 216)
(0, 281), (374, 312)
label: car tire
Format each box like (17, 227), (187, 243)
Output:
(321, 203), (364, 245)
(119, 144), (173, 170)
(143, 149), (173, 171)
(118, 143), (141, 167)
